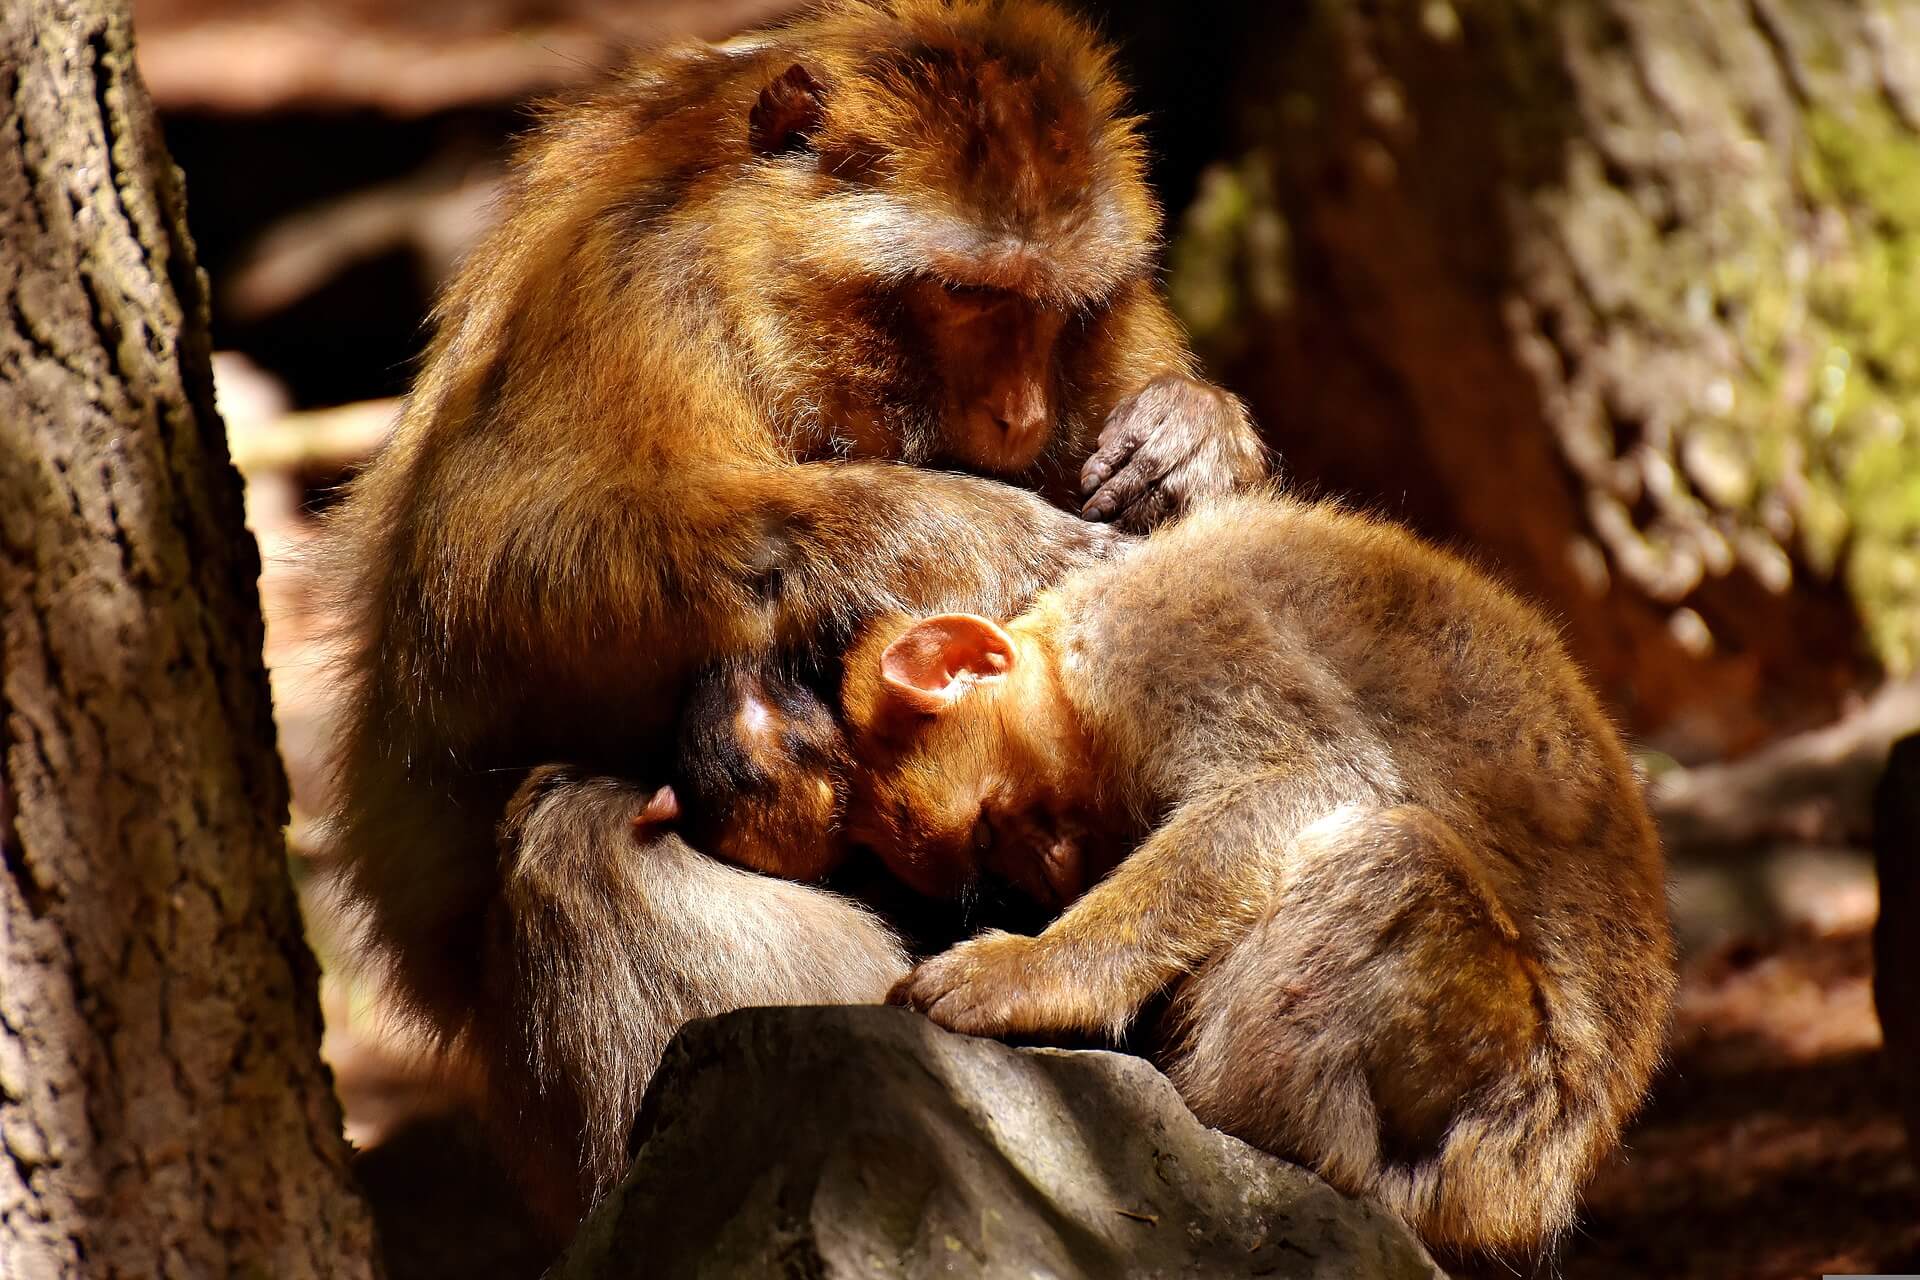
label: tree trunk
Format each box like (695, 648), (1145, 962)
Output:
(1875, 732), (1920, 1161)
(1169, 0), (1920, 758)
(0, 1), (377, 1275)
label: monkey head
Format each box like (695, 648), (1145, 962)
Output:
(732, 0), (1161, 475)
(666, 664), (852, 882)
(841, 610), (1101, 909)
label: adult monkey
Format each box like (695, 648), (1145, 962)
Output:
(321, 0), (1267, 1232)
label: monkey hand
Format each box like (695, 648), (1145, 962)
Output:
(887, 930), (1141, 1041)
(1080, 374), (1269, 532)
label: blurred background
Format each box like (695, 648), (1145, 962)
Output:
(131, 1), (1920, 1275)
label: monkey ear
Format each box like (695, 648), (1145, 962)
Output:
(631, 785), (682, 839)
(750, 63), (827, 156)
(879, 614), (1017, 715)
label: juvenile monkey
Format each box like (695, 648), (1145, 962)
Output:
(659, 663), (1045, 956)
(321, 0), (1265, 1231)
(660, 661), (1068, 962)
(838, 492), (1677, 1255)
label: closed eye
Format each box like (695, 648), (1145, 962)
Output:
(971, 810), (998, 857)
(941, 280), (1007, 308)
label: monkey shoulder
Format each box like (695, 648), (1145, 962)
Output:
(1055, 495), (1634, 805)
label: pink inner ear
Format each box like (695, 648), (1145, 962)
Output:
(879, 615), (1013, 707)
(881, 630), (957, 696)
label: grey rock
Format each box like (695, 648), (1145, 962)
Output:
(554, 1005), (1444, 1280)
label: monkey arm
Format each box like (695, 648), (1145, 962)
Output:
(891, 773), (1309, 1042)
(691, 460), (1127, 650)
(1077, 281), (1203, 414)
(370, 437), (1125, 748)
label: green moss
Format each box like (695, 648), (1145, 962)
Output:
(1803, 104), (1920, 225)
(1167, 21), (1920, 674)
(1667, 98), (1920, 668)
(1166, 155), (1290, 365)
(1797, 102), (1920, 671)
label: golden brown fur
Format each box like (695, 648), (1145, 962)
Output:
(670, 664), (854, 882)
(842, 491), (1677, 1255)
(318, 0), (1264, 1234)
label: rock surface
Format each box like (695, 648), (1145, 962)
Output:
(553, 1005), (1442, 1280)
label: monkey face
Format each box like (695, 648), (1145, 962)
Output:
(847, 705), (1018, 900)
(740, 17), (1161, 479)
(848, 702), (1094, 910)
(902, 278), (1066, 475)
(841, 612), (1090, 905)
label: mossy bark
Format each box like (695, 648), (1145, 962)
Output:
(1170, 0), (1920, 755)
(0, 0), (376, 1273)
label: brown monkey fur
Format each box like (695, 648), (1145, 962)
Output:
(669, 663), (853, 882)
(839, 491), (1677, 1255)
(318, 0), (1265, 1233)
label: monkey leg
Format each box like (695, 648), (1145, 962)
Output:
(482, 766), (909, 1234)
(1160, 804), (1611, 1256)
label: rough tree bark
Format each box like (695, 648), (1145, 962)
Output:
(1169, 0), (1920, 757)
(0, 0), (377, 1275)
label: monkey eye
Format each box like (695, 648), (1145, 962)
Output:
(940, 280), (1003, 306)
(970, 811), (998, 857)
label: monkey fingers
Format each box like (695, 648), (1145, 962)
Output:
(1080, 375), (1264, 531)
(887, 929), (1130, 1041)
(1079, 404), (1177, 525)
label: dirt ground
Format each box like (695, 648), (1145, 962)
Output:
(1563, 923), (1917, 1279)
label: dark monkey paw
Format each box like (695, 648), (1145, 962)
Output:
(1080, 374), (1270, 533)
